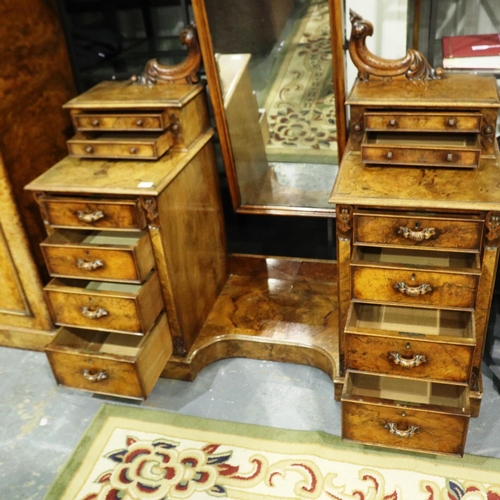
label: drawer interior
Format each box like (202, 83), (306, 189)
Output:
(44, 229), (143, 247)
(50, 327), (145, 358)
(353, 246), (480, 270)
(49, 277), (142, 294)
(347, 303), (474, 339)
(344, 371), (468, 409)
(70, 131), (165, 144)
(364, 132), (478, 148)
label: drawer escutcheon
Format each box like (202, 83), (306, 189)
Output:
(398, 226), (436, 242)
(389, 352), (427, 368)
(82, 369), (108, 382)
(81, 306), (108, 320)
(76, 258), (104, 271)
(76, 210), (105, 223)
(384, 422), (419, 438)
(394, 282), (432, 297)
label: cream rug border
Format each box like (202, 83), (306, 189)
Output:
(47, 404), (500, 498)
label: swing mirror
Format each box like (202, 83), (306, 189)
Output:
(192, 0), (347, 216)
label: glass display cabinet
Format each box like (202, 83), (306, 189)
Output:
(191, 0), (347, 216)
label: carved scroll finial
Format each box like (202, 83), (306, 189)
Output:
(133, 24), (201, 85)
(348, 10), (443, 81)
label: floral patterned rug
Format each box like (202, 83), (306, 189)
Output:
(264, 0), (337, 165)
(46, 404), (500, 499)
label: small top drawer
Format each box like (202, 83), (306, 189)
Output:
(364, 112), (482, 133)
(72, 111), (171, 132)
(354, 211), (483, 252)
(38, 196), (147, 231)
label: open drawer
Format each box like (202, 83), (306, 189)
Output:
(342, 370), (470, 456)
(67, 130), (173, 160)
(45, 312), (172, 399)
(345, 303), (475, 383)
(351, 247), (480, 309)
(361, 132), (481, 168)
(44, 272), (163, 335)
(41, 230), (155, 283)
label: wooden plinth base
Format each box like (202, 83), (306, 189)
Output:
(162, 254), (340, 382)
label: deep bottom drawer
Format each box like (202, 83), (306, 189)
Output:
(45, 313), (172, 399)
(342, 371), (469, 456)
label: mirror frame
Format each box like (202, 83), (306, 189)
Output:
(192, 0), (348, 216)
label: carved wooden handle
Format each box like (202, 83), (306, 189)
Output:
(76, 210), (105, 223)
(398, 226), (436, 242)
(77, 258), (104, 271)
(82, 369), (108, 382)
(385, 422), (419, 438)
(81, 306), (108, 319)
(389, 352), (427, 368)
(394, 282), (432, 297)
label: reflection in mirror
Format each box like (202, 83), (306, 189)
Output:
(204, 0), (340, 212)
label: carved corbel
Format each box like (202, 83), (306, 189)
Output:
(133, 24), (201, 85)
(348, 10), (443, 81)
(485, 212), (500, 242)
(140, 196), (159, 230)
(336, 205), (354, 234)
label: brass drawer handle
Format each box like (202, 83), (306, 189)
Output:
(77, 258), (104, 271)
(394, 282), (432, 297)
(398, 226), (436, 242)
(136, 119), (144, 126)
(129, 147), (139, 154)
(76, 210), (105, 223)
(82, 369), (108, 382)
(447, 117), (457, 127)
(85, 146), (94, 154)
(386, 151), (394, 160)
(91, 119), (100, 127)
(81, 306), (108, 319)
(388, 119), (398, 127)
(446, 153), (454, 162)
(389, 352), (427, 368)
(385, 422), (419, 438)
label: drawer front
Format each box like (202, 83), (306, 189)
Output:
(72, 111), (169, 132)
(361, 144), (480, 168)
(352, 267), (478, 308)
(342, 400), (468, 456)
(346, 333), (473, 383)
(45, 313), (172, 399)
(45, 273), (163, 334)
(364, 112), (482, 133)
(67, 131), (173, 160)
(41, 230), (155, 283)
(40, 197), (147, 230)
(354, 213), (483, 251)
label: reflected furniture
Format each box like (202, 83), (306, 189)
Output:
(192, 0), (347, 215)
(330, 13), (500, 455)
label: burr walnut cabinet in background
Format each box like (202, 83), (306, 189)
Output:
(330, 71), (500, 456)
(0, 0), (76, 349)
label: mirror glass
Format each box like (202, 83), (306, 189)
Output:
(204, 0), (339, 212)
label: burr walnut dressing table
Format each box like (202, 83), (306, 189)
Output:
(329, 12), (500, 456)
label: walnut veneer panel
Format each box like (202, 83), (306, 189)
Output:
(330, 150), (500, 211)
(0, 0), (76, 280)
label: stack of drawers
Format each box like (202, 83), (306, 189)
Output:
(330, 72), (500, 456)
(63, 80), (209, 160)
(39, 197), (170, 399)
(25, 80), (225, 400)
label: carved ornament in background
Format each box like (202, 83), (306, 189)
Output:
(133, 24), (202, 85)
(348, 10), (443, 81)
